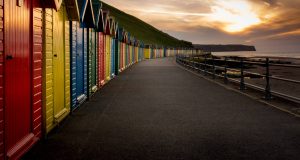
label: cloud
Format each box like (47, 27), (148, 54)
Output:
(102, 0), (300, 52)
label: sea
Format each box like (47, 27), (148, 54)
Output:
(212, 51), (300, 59)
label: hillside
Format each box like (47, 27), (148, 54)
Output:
(193, 44), (256, 52)
(102, 3), (192, 48)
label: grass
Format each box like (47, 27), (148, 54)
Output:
(102, 2), (193, 48)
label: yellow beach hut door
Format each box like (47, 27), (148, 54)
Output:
(53, 6), (66, 120)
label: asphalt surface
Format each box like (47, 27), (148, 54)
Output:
(23, 57), (300, 160)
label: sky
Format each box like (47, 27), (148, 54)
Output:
(102, 0), (300, 52)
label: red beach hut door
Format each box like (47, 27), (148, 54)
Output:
(4, 0), (35, 159)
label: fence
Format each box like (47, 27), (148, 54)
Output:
(176, 54), (300, 104)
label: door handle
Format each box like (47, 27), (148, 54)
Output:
(54, 54), (58, 57)
(6, 55), (13, 60)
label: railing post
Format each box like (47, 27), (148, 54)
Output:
(224, 57), (228, 84)
(204, 55), (207, 76)
(240, 58), (246, 90)
(192, 53), (196, 70)
(212, 56), (216, 79)
(265, 58), (272, 100)
(189, 55), (192, 69)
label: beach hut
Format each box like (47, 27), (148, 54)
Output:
(103, 10), (111, 81)
(93, 0), (105, 87)
(164, 47), (167, 57)
(1, 0), (47, 159)
(138, 42), (142, 61)
(130, 37), (135, 65)
(70, 0), (94, 110)
(119, 30), (124, 72)
(132, 39), (136, 63)
(42, 0), (80, 134)
(144, 45), (151, 59)
(126, 33), (130, 66)
(87, 28), (97, 95)
(159, 47), (163, 58)
(70, 21), (87, 109)
(134, 39), (139, 63)
(116, 28), (124, 74)
(124, 32), (130, 68)
(151, 46), (155, 59)
(154, 46), (157, 58)
(138, 42), (141, 61)
(165, 48), (168, 57)
(129, 37), (132, 65)
(155, 47), (158, 58)
(86, 1), (99, 96)
(139, 42), (145, 61)
(121, 31), (128, 70)
(138, 41), (143, 62)
(134, 39), (138, 63)
(109, 17), (116, 78)
(113, 22), (120, 75)
(117, 28), (124, 72)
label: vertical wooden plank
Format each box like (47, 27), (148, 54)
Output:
(70, 21), (77, 109)
(100, 33), (105, 85)
(110, 37), (114, 77)
(65, 13), (70, 112)
(97, 32), (101, 87)
(95, 30), (98, 88)
(32, 7), (43, 139)
(43, 8), (54, 133)
(105, 35), (110, 81)
(83, 28), (88, 96)
(87, 29), (91, 97)
(0, 0), (4, 158)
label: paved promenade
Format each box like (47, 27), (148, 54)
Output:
(24, 58), (300, 160)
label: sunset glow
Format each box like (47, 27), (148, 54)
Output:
(208, 0), (261, 33)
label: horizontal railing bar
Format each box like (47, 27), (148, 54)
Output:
(227, 78), (300, 102)
(270, 76), (300, 84)
(189, 56), (300, 68)
(190, 60), (259, 74)
(269, 63), (300, 68)
(271, 90), (300, 102)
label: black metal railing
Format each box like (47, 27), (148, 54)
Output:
(176, 54), (300, 103)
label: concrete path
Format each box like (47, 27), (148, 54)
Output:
(24, 58), (300, 160)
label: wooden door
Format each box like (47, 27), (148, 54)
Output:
(76, 25), (85, 98)
(90, 29), (97, 90)
(53, 6), (66, 118)
(4, 0), (35, 158)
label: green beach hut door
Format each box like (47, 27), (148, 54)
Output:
(53, 5), (67, 120)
